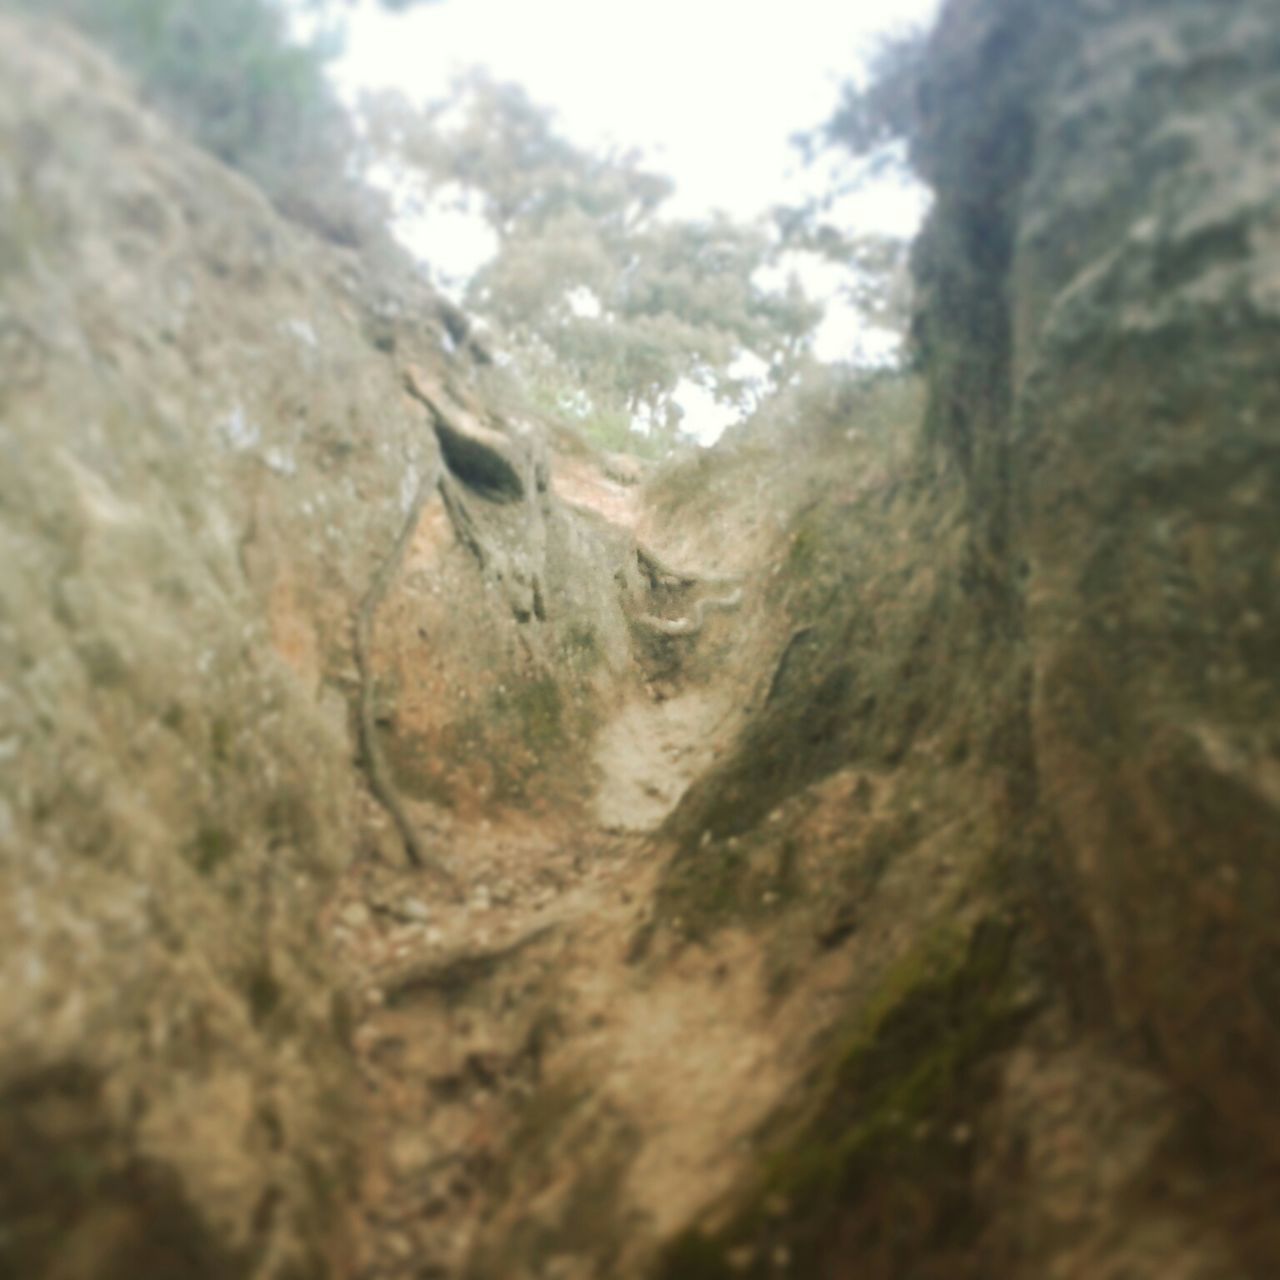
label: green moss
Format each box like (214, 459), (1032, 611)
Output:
(659, 1233), (737, 1280)
(210, 716), (232, 764)
(563, 621), (603, 672)
(656, 919), (1033, 1279)
(243, 963), (282, 1027)
(657, 832), (802, 942)
(662, 839), (742, 925)
(380, 665), (598, 813)
(264, 785), (317, 850)
(189, 825), (235, 876)
(785, 518), (821, 579)
(507, 675), (565, 751)
(77, 637), (127, 688)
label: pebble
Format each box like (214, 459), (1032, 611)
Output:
(401, 896), (431, 922)
(385, 1231), (414, 1260)
(470, 885), (492, 911)
(340, 901), (371, 929)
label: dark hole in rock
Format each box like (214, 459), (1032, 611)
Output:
(432, 420), (524, 504)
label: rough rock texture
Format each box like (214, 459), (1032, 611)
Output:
(0, 17), (637, 1276)
(647, 2), (1280, 1277)
(4, 2), (1280, 1278)
(913, 0), (1280, 1179)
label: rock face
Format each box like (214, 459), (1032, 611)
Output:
(915, 0), (1280, 1168)
(651, 1), (1280, 1276)
(1010, 3), (1280, 1161)
(0, 17), (636, 1277)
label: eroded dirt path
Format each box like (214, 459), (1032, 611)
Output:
(325, 450), (794, 1278)
(328, 675), (741, 1277)
(592, 687), (737, 833)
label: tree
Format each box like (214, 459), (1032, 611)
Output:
(2, 0), (435, 241)
(802, 27), (927, 173)
(366, 72), (823, 450)
(771, 26), (929, 361)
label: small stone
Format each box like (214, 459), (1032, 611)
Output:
(340, 902), (371, 929)
(470, 885), (492, 911)
(401, 896), (431, 922)
(772, 1244), (791, 1267)
(389, 1130), (437, 1178)
(385, 1230), (414, 1259)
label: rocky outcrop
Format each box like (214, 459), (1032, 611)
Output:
(647, 1), (1280, 1276)
(914, 0), (1280, 1176)
(0, 17), (638, 1277)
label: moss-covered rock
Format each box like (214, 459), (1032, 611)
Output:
(657, 920), (1033, 1279)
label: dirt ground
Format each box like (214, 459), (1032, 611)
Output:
(325, 451), (783, 1278)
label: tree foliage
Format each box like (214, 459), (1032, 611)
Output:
(367, 72), (823, 449)
(2, 0), (431, 240)
(771, 26), (930, 359)
(11, 0), (332, 171)
(806, 27), (927, 170)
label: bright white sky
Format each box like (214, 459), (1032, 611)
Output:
(328, 0), (942, 441)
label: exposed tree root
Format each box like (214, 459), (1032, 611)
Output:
(630, 587), (744, 638)
(354, 463), (462, 893)
(635, 543), (740, 589)
(437, 473), (489, 570)
(629, 542), (744, 637)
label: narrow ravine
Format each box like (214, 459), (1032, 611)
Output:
(329, 474), (764, 1277)
(5, 9), (1280, 1280)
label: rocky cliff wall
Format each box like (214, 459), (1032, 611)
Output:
(914, 0), (1280, 1166)
(0, 18), (639, 1277)
(652, 1), (1280, 1275)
